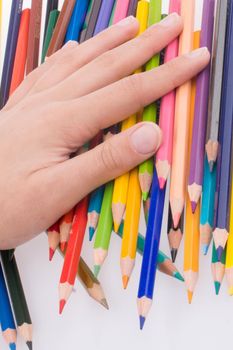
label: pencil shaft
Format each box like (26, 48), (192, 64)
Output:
(93, 0), (115, 35)
(43, 0), (59, 45)
(65, 0), (89, 42)
(41, 10), (60, 63)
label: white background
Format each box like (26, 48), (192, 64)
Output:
(1, 1), (232, 350)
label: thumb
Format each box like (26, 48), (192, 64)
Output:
(50, 122), (162, 215)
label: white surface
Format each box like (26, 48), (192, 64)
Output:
(1, 1), (231, 350)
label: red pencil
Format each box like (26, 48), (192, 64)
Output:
(9, 9), (30, 94)
(59, 197), (88, 314)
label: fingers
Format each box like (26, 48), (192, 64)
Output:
(39, 13), (183, 103)
(4, 41), (78, 111)
(42, 123), (162, 219)
(28, 16), (139, 96)
(57, 47), (210, 146)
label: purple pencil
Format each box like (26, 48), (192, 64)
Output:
(188, 0), (215, 213)
(93, 0), (115, 35)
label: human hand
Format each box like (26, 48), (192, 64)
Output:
(0, 13), (209, 248)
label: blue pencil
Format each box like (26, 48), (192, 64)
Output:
(0, 0), (23, 109)
(93, 0), (115, 35)
(213, 1), (233, 260)
(87, 185), (105, 240)
(200, 157), (217, 255)
(0, 264), (17, 350)
(137, 170), (166, 329)
(65, 0), (89, 42)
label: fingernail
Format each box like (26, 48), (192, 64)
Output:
(130, 124), (162, 155)
(63, 40), (78, 49)
(117, 16), (137, 27)
(159, 13), (180, 27)
(187, 47), (209, 58)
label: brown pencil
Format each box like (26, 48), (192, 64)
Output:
(26, 0), (42, 75)
(46, 0), (76, 57)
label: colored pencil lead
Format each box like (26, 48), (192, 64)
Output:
(187, 290), (193, 304)
(93, 265), (101, 278)
(9, 343), (16, 350)
(100, 298), (109, 310)
(89, 227), (95, 241)
(26, 341), (33, 350)
(139, 316), (146, 330)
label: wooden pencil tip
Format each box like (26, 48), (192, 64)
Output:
(59, 299), (66, 314)
(122, 275), (129, 289)
(49, 248), (55, 261)
(60, 242), (66, 252)
(26, 341), (33, 350)
(9, 343), (16, 350)
(191, 201), (197, 214)
(214, 281), (221, 295)
(171, 249), (178, 262)
(187, 290), (193, 304)
(89, 227), (95, 241)
(100, 298), (109, 310)
(158, 177), (166, 190)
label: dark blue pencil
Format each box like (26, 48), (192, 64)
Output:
(137, 170), (166, 329)
(65, 0), (89, 42)
(93, 0), (115, 35)
(0, 264), (17, 350)
(0, 0), (23, 109)
(213, 0), (233, 260)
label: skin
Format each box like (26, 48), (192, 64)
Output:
(0, 14), (209, 248)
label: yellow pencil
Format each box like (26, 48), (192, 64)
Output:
(112, 0), (149, 233)
(183, 31), (200, 304)
(225, 173), (233, 295)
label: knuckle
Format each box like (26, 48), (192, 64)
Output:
(98, 141), (120, 172)
(96, 50), (114, 69)
(122, 74), (143, 108)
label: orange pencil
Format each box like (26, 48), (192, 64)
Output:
(9, 9), (30, 94)
(48, 222), (60, 261)
(59, 197), (88, 314)
(59, 208), (74, 252)
(169, 0), (195, 228)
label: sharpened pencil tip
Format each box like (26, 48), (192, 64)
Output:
(158, 177), (166, 190)
(142, 191), (149, 202)
(113, 222), (120, 233)
(216, 246), (224, 261)
(89, 227), (95, 241)
(208, 160), (215, 172)
(59, 299), (66, 314)
(214, 281), (221, 295)
(191, 201), (197, 214)
(202, 244), (209, 256)
(187, 290), (193, 304)
(228, 286), (233, 296)
(49, 247), (55, 261)
(171, 249), (178, 262)
(60, 242), (66, 252)
(94, 265), (101, 278)
(9, 343), (16, 350)
(122, 275), (129, 289)
(139, 316), (146, 330)
(173, 271), (184, 282)
(100, 298), (109, 310)
(26, 341), (33, 350)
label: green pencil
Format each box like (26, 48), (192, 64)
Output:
(118, 222), (184, 282)
(93, 181), (114, 277)
(1, 252), (33, 350)
(41, 9), (60, 63)
(138, 0), (162, 201)
(211, 242), (226, 295)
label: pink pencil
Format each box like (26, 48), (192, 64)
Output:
(112, 0), (130, 24)
(155, 0), (181, 190)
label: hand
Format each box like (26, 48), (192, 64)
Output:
(0, 14), (209, 248)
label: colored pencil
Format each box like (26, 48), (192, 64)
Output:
(93, 0), (115, 35)
(143, 195), (150, 224)
(80, 0), (102, 42)
(26, 0), (42, 75)
(47, 0), (76, 57)
(213, 2), (233, 260)
(188, 0), (215, 213)
(0, 264), (17, 350)
(88, 186), (105, 241)
(200, 157), (216, 255)
(137, 170), (166, 329)
(155, 1), (180, 190)
(117, 222), (184, 282)
(9, 9), (30, 94)
(112, 0), (130, 24)
(48, 222), (60, 261)
(59, 208), (74, 252)
(59, 197), (88, 314)
(211, 242), (226, 295)
(169, 0), (195, 228)
(127, 0), (139, 16)
(0, 0), (23, 109)
(93, 181), (114, 277)
(205, 0), (228, 170)
(1, 253), (32, 350)
(167, 206), (184, 262)
(112, 0), (149, 233)
(41, 9), (60, 63)
(43, 0), (59, 45)
(65, 0), (89, 43)
(226, 167), (233, 295)
(138, 0), (162, 200)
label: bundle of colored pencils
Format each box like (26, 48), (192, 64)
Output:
(1, 0), (233, 346)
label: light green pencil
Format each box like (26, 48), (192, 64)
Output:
(93, 181), (114, 277)
(139, 0), (162, 201)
